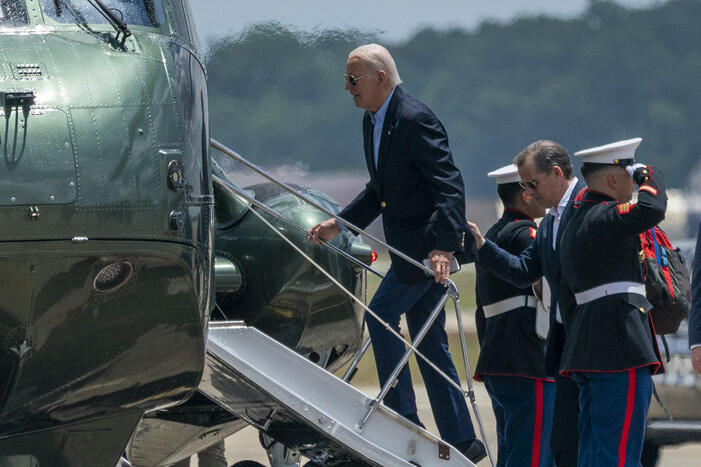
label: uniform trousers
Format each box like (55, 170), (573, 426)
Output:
(366, 266), (476, 445)
(571, 368), (653, 467)
(551, 373), (581, 466)
(483, 375), (555, 467)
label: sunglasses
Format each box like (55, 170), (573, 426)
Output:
(518, 173), (547, 190)
(344, 72), (373, 86)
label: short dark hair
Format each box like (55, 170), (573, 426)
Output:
(513, 140), (573, 179)
(497, 182), (523, 207)
(580, 163), (616, 184)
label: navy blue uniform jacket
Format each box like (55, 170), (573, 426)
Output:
(474, 209), (551, 380)
(558, 170), (667, 374)
(338, 86), (471, 284)
(476, 179), (586, 375)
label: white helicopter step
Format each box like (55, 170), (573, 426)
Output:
(200, 321), (476, 467)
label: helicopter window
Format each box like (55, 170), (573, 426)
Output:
(40, 0), (166, 28)
(0, 0), (28, 27)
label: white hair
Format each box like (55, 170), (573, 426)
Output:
(348, 43), (403, 88)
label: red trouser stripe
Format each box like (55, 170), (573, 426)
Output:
(618, 369), (636, 467)
(531, 379), (544, 467)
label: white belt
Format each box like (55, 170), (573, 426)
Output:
(483, 295), (538, 318)
(574, 281), (646, 305)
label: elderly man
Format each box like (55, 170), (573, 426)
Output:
(468, 140), (585, 466)
(473, 163), (553, 467)
(308, 43), (484, 462)
(559, 138), (666, 467)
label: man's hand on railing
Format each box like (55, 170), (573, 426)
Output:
(308, 219), (342, 245)
(467, 221), (486, 250)
(427, 250), (454, 284)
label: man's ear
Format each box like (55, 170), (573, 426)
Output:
(521, 191), (532, 205)
(607, 172), (619, 190)
(376, 69), (387, 84)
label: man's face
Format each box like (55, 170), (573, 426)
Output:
(518, 156), (563, 210)
(345, 56), (383, 112)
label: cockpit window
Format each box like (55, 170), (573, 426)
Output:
(40, 0), (166, 28)
(0, 0), (29, 27)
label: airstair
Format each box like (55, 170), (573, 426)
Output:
(206, 140), (494, 466)
(201, 322), (476, 466)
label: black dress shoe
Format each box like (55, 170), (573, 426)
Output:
(456, 438), (487, 463)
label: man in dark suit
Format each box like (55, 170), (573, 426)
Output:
(690, 222), (701, 374)
(473, 164), (553, 466)
(308, 43), (484, 462)
(468, 140), (585, 466)
(558, 138), (666, 466)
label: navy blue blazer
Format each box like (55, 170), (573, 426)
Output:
(338, 86), (470, 283)
(690, 221), (701, 348)
(476, 179), (586, 375)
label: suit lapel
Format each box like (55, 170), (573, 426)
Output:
(375, 87), (401, 186)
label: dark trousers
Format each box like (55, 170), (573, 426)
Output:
(571, 368), (652, 467)
(551, 374), (580, 466)
(366, 266), (476, 445)
(484, 375), (555, 467)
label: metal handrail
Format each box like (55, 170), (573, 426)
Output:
(211, 139), (436, 277)
(211, 139), (494, 466)
(211, 175), (460, 389)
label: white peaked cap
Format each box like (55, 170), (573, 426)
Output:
(574, 137), (642, 165)
(488, 163), (521, 185)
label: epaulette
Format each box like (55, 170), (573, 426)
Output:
(617, 203), (636, 215)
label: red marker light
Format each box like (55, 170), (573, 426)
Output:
(371, 251), (378, 262)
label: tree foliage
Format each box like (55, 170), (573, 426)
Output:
(206, 1), (701, 197)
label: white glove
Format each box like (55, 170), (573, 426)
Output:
(626, 163), (646, 178)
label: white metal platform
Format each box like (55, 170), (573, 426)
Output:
(199, 322), (476, 467)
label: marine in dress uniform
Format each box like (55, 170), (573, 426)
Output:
(558, 138), (667, 467)
(474, 164), (554, 467)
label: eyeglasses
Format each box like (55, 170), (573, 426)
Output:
(344, 72), (373, 86)
(518, 173), (546, 190)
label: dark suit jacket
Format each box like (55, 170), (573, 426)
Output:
(338, 86), (469, 283)
(476, 178), (586, 375)
(690, 221), (701, 348)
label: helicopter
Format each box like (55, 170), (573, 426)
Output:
(0, 0), (374, 465)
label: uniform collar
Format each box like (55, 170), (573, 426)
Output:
(502, 208), (534, 222)
(582, 189), (617, 203)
